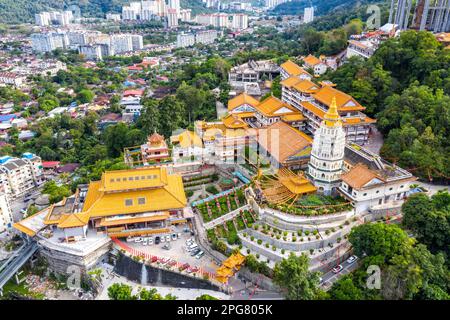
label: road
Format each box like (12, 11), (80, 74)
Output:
(320, 257), (360, 290)
(10, 189), (42, 223)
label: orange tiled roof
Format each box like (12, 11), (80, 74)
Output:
(303, 55), (323, 67)
(280, 60), (311, 77)
(255, 95), (299, 117)
(341, 163), (383, 189)
(256, 121), (312, 164)
(280, 76), (302, 88)
(292, 79), (320, 93)
(222, 113), (249, 129)
(228, 93), (259, 112)
(313, 85), (365, 112)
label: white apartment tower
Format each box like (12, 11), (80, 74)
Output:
(308, 97), (346, 195)
(304, 7), (315, 24)
(0, 193), (12, 233)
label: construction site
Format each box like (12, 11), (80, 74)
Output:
(389, 0), (450, 32)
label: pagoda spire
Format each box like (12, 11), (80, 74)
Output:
(324, 96), (341, 127)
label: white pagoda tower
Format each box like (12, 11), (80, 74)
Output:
(308, 96), (346, 195)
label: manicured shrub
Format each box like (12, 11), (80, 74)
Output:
(281, 249), (285, 254)
(292, 237), (297, 242)
(257, 239), (262, 245)
(304, 230), (310, 236)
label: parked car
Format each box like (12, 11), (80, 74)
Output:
(195, 251), (204, 259)
(165, 235), (171, 242)
(134, 237), (143, 243)
(190, 249), (201, 256)
(319, 277), (323, 284)
(148, 238), (154, 245)
(171, 233), (177, 241)
(332, 265), (343, 273)
(160, 237), (165, 243)
(346, 255), (358, 265)
(177, 233), (181, 239)
(155, 236), (160, 245)
(162, 243), (171, 250)
(142, 238), (148, 246)
(126, 236), (135, 243)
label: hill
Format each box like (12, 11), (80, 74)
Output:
(271, 0), (380, 16)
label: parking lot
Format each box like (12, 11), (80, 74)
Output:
(123, 225), (219, 274)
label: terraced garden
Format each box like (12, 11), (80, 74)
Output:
(206, 209), (258, 246)
(268, 194), (353, 216)
(195, 188), (247, 223)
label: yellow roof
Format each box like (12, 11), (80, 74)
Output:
(278, 169), (317, 195)
(221, 114), (249, 129)
(227, 93), (259, 112)
(100, 167), (168, 192)
(280, 60), (311, 77)
(292, 79), (320, 93)
(282, 113), (305, 122)
(57, 213), (90, 229)
(99, 212), (170, 227)
(255, 96), (300, 117)
(82, 170), (186, 218)
(313, 85), (365, 112)
(280, 75), (302, 88)
(170, 130), (203, 148)
(303, 54), (323, 66)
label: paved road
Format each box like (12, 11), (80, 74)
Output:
(320, 257), (360, 290)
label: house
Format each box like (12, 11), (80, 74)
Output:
(302, 55), (328, 76)
(280, 60), (312, 80)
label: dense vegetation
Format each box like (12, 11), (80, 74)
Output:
(272, 0), (381, 17)
(323, 31), (450, 182)
(328, 191), (450, 300)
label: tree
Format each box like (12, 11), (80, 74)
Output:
(273, 253), (323, 300)
(42, 180), (71, 204)
(107, 283), (136, 300)
(328, 275), (363, 300)
(402, 191), (450, 254)
(77, 89), (95, 104)
(348, 223), (412, 263)
(137, 99), (160, 135)
(196, 294), (219, 300)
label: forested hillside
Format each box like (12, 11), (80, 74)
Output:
(272, 0), (380, 16)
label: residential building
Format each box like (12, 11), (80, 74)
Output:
(302, 54), (328, 76)
(111, 34), (133, 53)
(31, 33), (69, 53)
(177, 33), (195, 48)
(79, 45), (103, 61)
(195, 30), (218, 45)
(167, 8), (179, 28)
(0, 193), (12, 233)
(231, 14), (249, 30)
(0, 153), (43, 200)
(304, 7), (314, 23)
(0, 72), (26, 87)
(180, 9), (192, 22)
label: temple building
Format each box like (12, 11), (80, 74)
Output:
(308, 97), (346, 195)
(253, 121), (313, 170)
(339, 143), (417, 214)
(16, 167), (188, 242)
(140, 132), (170, 164)
(280, 60), (376, 143)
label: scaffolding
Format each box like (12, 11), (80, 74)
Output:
(390, 0), (450, 32)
